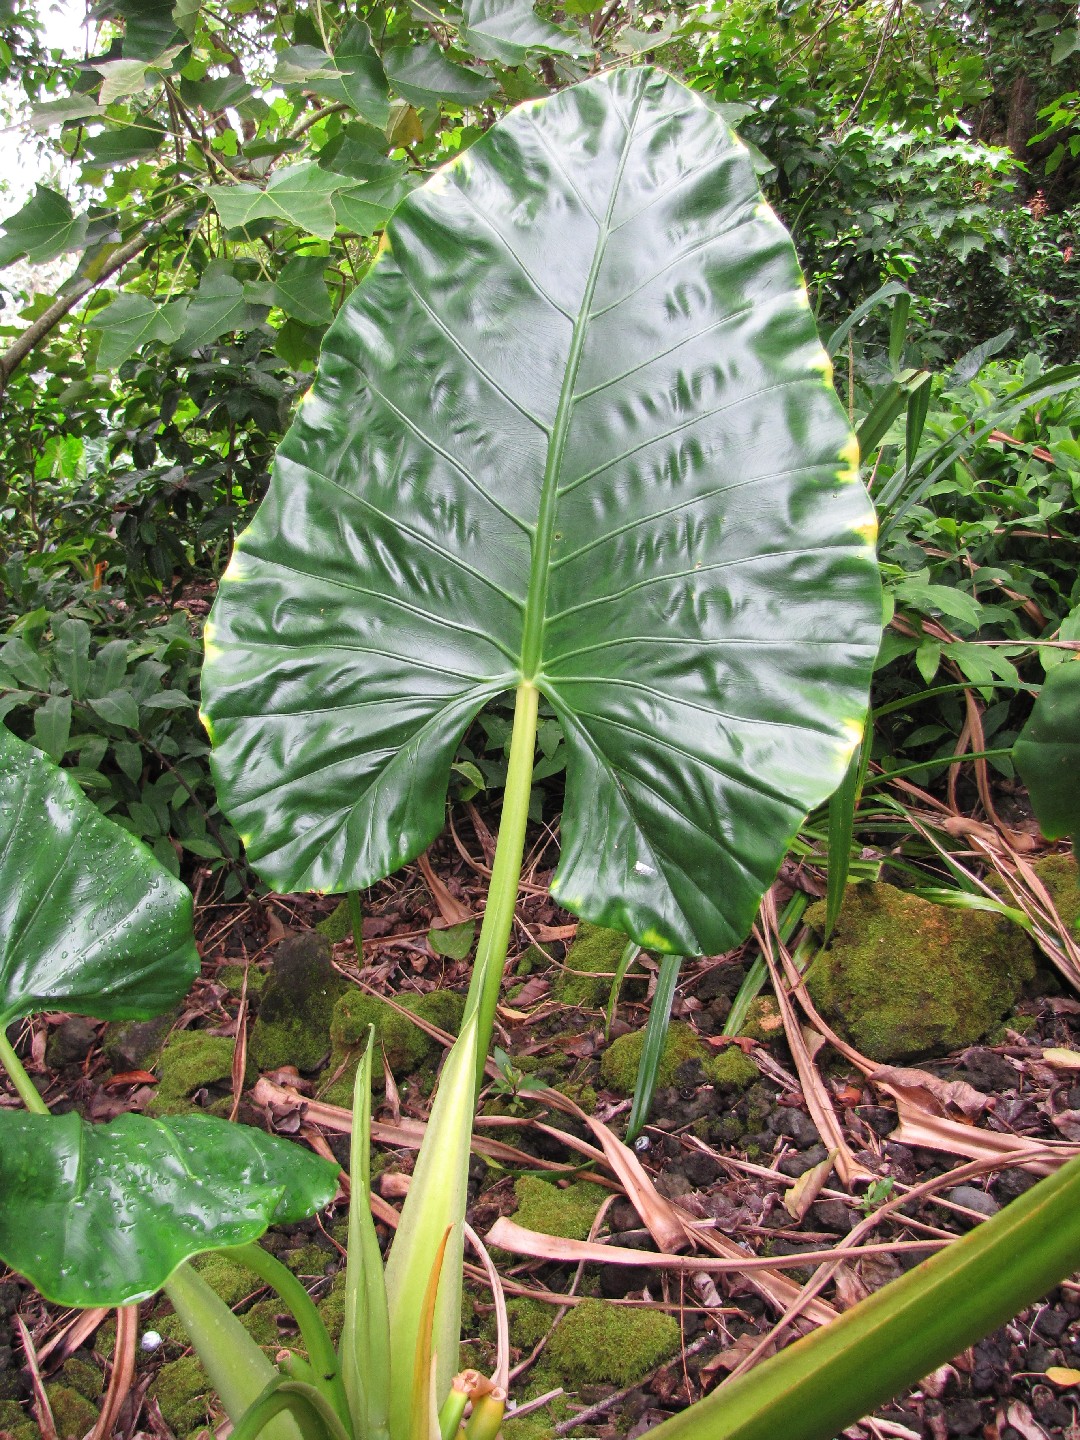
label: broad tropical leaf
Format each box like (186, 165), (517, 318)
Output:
(201, 68), (881, 955)
(0, 1111), (339, 1305)
(1013, 660), (1080, 842)
(0, 725), (199, 1025)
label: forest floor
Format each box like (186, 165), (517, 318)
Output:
(2, 817), (1080, 1440)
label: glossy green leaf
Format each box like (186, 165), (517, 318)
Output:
(0, 725), (198, 1024)
(201, 69), (880, 956)
(1013, 661), (1080, 841)
(0, 186), (88, 267)
(650, 1151), (1080, 1440)
(0, 1111), (338, 1305)
(382, 42), (495, 109)
(459, 0), (589, 65)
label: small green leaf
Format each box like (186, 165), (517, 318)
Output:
(213, 163), (349, 240)
(332, 176), (413, 238)
(1013, 662), (1080, 842)
(0, 637), (49, 691)
(92, 57), (155, 105)
(87, 293), (185, 369)
(0, 1111), (339, 1306)
(0, 726), (198, 1025)
(459, 0), (589, 65)
(427, 920), (475, 959)
(32, 695), (72, 761)
(268, 255), (334, 327)
(173, 268), (259, 353)
(0, 186), (88, 267)
(383, 42), (495, 110)
(53, 617), (91, 700)
(88, 689), (141, 729)
(84, 119), (167, 167)
(29, 95), (104, 131)
(1051, 29), (1080, 65)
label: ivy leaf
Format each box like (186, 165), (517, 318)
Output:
(0, 1111), (338, 1306)
(383, 42), (495, 110)
(173, 267), (261, 353)
(459, 0), (589, 65)
(87, 293), (185, 369)
(266, 255), (334, 327)
(212, 163), (349, 240)
(0, 186), (88, 268)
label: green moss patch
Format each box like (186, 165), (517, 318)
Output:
(553, 922), (632, 1007)
(510, 1176), (607, 1240)
(600, 1020), (703, 1094)
(0, 1399), (36, 1440)
(708, 1045), (761, 1091)
(321, 987), (464, 1100)
(147, 1031), (235, 1115)
(805, 882), (1035, 1062)
(43, 1385), (97, 1439)
(545, 1298), (679, 1388)
(151, 1355), (212, 1435)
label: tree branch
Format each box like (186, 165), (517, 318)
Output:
(0, 199), (192, 391)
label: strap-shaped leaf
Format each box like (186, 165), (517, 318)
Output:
(0, 726), (199, 1025)
(0, 1111), (339, 1305)
(202, 68), (880, 954)
(1013, 661), (1080, 842)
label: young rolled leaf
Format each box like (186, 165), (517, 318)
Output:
(0, 725), (199, 1025)
(1013, 660), (1080, 842)
(648, 1151), (1080, 1440)
(201, 67), (881, 956)
(0, 1111), (338, 1305)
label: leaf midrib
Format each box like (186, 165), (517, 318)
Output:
(519, 83), (644, 681)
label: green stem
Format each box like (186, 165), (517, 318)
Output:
(722, 892), (809, 1040)
(230, 1244), (350, 1430)
(864, 746), (1014, 788)
(0, 1029), (48, 1114)
(462, 680), (539, 1094)
(163, 1261), (306, 1440)
(230, 1379), (353, 1440)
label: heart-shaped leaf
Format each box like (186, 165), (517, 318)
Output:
(201, 69), (880, 955)
(0, 1110), (339, 1305)
(0, 725), (199, 1025)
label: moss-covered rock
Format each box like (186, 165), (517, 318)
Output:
(600, 1020), (703, 1094)
(510, 1176), (607, 1241)
(316, 896), (356, 943)
(708, 1045), (761, 1092)
(102, 1011), (176, 1073)
(249, 932), (347, 1073)
(553, 922), (632, 1007)
(0, 1399), (36, 1440)
(506, 1295), (555, 1350)
(805, 883), (1035, 1062)
(1030, 852), (1079, 934)
(147, 1030), (235, 1115)
(44, 1384), (98, 1439)
(738, 995), (784, 1043)
(152, 1355), (212, 1435)
(217, 963), (268, 997)
(321, 987), (464, 1101)
(545, 1298), (679, 1388)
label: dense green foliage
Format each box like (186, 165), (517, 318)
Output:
(1, 2), (1077, 898)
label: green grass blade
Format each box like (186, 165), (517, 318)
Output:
(625, 952), (681, 1143)
(825, 738), (867, 939)
(648, 1152), (1080, 1440)
(384, 1012), (480, 1440)
(342, 1029), (391, 1440)
(605, 939), (641, 1043)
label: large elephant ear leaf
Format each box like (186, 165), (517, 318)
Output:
(1013, 660), (1080, 843)
(201, 67), (881, 956)
(0, 1111), (339, 1305)
(0, 726), (199, 1025)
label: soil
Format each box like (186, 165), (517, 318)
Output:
(2, 816), (1080, 1440)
